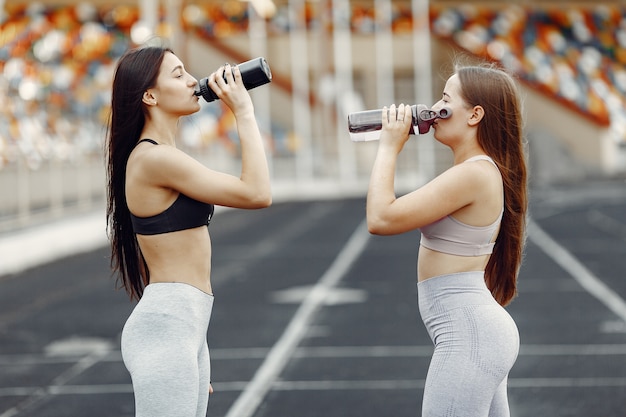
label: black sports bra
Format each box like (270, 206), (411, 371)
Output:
(129, 139), (214, 235)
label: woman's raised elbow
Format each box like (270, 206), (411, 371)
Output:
(259, 193), (272, 208)
(250, 191), (272, 209)
(367, 216), (392, 235)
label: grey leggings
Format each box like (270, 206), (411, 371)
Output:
(418, 272), (519, 417)
(121, 283), (214, 417)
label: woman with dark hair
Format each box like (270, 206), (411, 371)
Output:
(366, 63), (526, 416)
(105, 45), (271, 416)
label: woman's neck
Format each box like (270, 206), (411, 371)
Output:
(141, 117), (178, 146)
(452, 143), (487, 165)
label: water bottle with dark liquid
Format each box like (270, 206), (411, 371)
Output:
(347, 104), (452, 141)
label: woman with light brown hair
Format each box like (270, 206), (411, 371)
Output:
(366, 63), (526, 416)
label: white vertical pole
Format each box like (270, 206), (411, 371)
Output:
(17, 156), (30, 227)
(165, 0), (184, 57)
(289, 0), (314, 182)
(332, 0), (356, 182)
(412, 0), (435, 180)
(50, 158), (63, 217)
(248, 4), (274, 177)
(375, 0), (394, 106)
(139, 0), (158, 34)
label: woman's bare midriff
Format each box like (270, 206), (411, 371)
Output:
(137, 226), (213, 295)
(417, 245), (490, 282)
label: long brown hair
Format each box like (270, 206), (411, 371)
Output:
(457, 64), (528, 306)
(105, 46), (172, 300)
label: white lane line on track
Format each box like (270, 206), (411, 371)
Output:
(5, 375), (626, 399)
(527, 219), (626, 323)
(0, 349), (110, 417)
(224, 219), (370, 417)
(271, 378), (626, 390)
(3, 342), (626, 368)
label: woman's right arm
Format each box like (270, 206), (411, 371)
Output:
(134, 65), (271, 209)
(208, 64), (271, 208)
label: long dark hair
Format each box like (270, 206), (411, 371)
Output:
(457, 64), (528, 306)
(105, 46), (172, 300)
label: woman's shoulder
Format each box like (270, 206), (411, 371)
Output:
(455, 155), (500, 182)
(432, 158), (499, 200)
(131, 140), (193, 169)
(444, 157), (494, 181)
(127, 141), (194, 187)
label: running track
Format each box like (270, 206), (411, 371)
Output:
(1, 180), (626, 417)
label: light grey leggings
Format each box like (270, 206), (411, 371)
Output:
(121, 283), (214, 417)
(418, 272), (519, 417)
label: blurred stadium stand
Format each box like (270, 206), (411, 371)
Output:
(1, 0), (625, 233)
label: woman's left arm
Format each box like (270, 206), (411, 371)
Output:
(367, 105), (482, 236)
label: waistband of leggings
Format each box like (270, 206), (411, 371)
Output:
(418, 271), (486, 289)
(417, 271), (496, 310)
(139, 282), (214, 320)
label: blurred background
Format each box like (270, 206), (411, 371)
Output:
(2, 2), (626, 416)
(1, 0), (626, 232)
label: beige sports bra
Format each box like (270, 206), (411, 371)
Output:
(419, 155), (502, 257)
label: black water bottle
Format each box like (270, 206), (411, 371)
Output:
(194, 57), (272, 103)
(347, 104), (452, 141)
